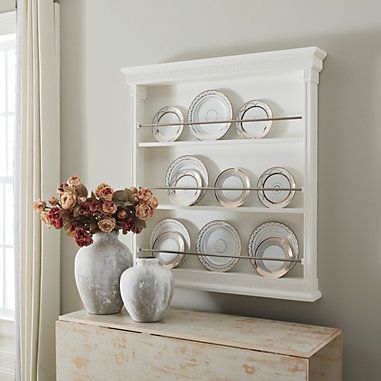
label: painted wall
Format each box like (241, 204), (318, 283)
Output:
(60, 1), (381, 379)
(0, 0), (14, 14)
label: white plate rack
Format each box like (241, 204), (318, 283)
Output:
(122, 47), (326, 302)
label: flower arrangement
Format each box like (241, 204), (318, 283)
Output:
(33, 176), (158, 247)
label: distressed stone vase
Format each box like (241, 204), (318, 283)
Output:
(74, 231), (133, 315)
(120, 258), (174, 323)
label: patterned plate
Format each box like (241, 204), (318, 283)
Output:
(248, 221), (299, 276)
(257, 167), (296, 208)
(197, 220), (241, 272)
(152, 106), (184, 142)
(188, 90), (232, 140)
(236, 100), (272, 139)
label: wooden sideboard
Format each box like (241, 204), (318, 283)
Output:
(56, 308), (342, 380)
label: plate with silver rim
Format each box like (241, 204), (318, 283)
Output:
(236, 100), (272, 139)
(214, 168), (250, 207)
(248, 221), (299, 275)
(150, 218), (191, 267)
(197, 220), (241, 272)
(252, 237), (294, 278)
(168, 169), (203, 206)
(152, 106), (184, 142)
(257, 167), (296, 208)
(188, 90), (233, 140)
(152, 231), (185, 269)
(165, 156), (209, 204)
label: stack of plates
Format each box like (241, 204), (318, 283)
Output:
(152, 106), (184, 142)
(165, 155), (208, 206)
(197, 220), (241, 272)
(248, 222), (299, 278)
(214, 168), (250, 207)
(257, 167), (296, 208)
(149, 218), (191, 268)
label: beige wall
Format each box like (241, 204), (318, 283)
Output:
(60, 1), (381, 379)
(0, 0), (14, 13)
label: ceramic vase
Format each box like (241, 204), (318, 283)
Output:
(120, 258), (174, 323)
(74, 231), (133, 315)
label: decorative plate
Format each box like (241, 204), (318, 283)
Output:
(236, 100), (272, 139)
(252, 237), (294, 278)
(248, 221), (299, 275)
(214, 168), (250, 207)
(257, 167), (296, 208)
(152, 106), (184, 142)
(197, 220), (241, 272)
(168, 169), (203, 206)
(165, 155), (209, 203)
(150, 218), (191, 258)
(152, 231), (185, 269)
(188, 90), (233, 140)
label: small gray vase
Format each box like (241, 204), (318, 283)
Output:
(120, 258), (174, 323)
(74, 231), (133, 315)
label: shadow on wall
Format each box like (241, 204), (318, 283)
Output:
(171, 27), (381, 380)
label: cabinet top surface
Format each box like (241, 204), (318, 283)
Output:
(59, 308), (340, 358)
(121, 47), (326, 85)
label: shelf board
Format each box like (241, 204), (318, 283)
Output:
(156, 204), (304, 214)
(171, 268), (321, 302)
(138, 137), (303, 148)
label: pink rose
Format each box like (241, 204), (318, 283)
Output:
(94, 183), (114, 200)
(102, 200), (117, 215)
(98, 217), (116, 233)
(133, 188), (154, 202)
(48, 207), (63, 229)
(48, 196), (59, 206)
(33, 199), (46, 213)
(135, 204), (153, 221)
(121, 218), (142, 235)
(40, 211), (52, 226)
(147, 196), (158, 209)
(74, 228), (93, 247)
(61, 191), (77, 209)
(98, 186), (114, 201)
(67, 176), (82, 188)
(117, 209), (128, 219)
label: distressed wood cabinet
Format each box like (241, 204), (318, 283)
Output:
(56, 308), (342, 380)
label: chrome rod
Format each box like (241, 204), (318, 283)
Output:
(138, 248), (302, 263)
(140, 186), (302, 192)
(138, 115), (302, 128)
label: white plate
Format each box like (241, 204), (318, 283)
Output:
(257, 167), (296, 208)
(248, 221), (299, 275)
(197, 220), (241, 272)
(153, 231), (185, 269)
(188, 90), (232, 140)
(150, 218), (191, 255)
(152, 106), (184, 142)
(236, 100), (272, 139)
(168, 169), (203, 206)
(252, 237), (294, 278)
(165, 155), (209, 203)
(214, 168), (250, 207)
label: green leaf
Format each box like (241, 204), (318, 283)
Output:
(91, 191), (97, 200)
(73, 205), (81, 218)
(76, 184), (88, 197)
(113, 189), (134, 202)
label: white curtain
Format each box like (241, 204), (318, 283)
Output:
(16, 0), (60, 380)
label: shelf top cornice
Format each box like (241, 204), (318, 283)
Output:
(121, 47), (327, 85)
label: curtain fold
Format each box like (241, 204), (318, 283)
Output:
(16, 1), (60, 380)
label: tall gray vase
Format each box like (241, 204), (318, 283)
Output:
(74, 231), (133, 315)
